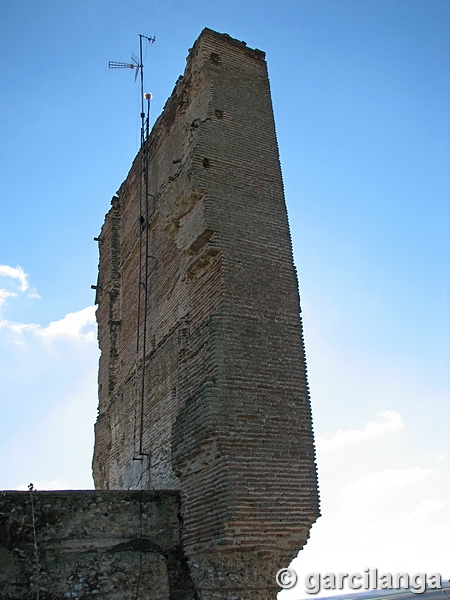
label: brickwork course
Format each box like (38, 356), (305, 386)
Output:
(92, 28), (320, 599)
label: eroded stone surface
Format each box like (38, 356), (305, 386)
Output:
(0, 490), (196, 600)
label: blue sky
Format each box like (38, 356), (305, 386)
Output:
(0, 0), (449, 595)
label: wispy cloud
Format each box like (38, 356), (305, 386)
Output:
(316, 410), (403, 453)
(339, 466), (438, 500)
(35, 306), (96, 342)
(0, 264), (29, 291)
(16, 480), (70, 491)
(0, 289), (17, 307)
(28, 288), (41, 299)
(287, 464), (450, 596)
(0, 264), (94, 341)
(0, 319), (35, 335)
(0, 306), (97, 343)
(0, 264), (39, 310)
(399, 499), (445, 523)
(2, 368), (98, 490)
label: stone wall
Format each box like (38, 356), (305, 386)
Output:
(0, 489), (196, 600)
(92, 28), (320, 599)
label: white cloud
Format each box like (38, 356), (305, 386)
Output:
(338, 467), (438, 501)
(0, 306), (97, 342)
(27, 288), (41, 299)
(398, 499), (445, 523)
(0, 264), (38, 310)
(0, 264), (94, 341)
(35, 306), (96, 342)
(280, 464), (450, 600)
(16, 480), (70, 491)
(316, 410), (403, 453)
(0, 319), (35, 334)
(1, 366), (98, 491)
(0, 264), (29, 291)
(0, 289), (17, 307)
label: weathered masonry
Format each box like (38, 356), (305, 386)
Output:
(0, 490), (196, 600)
(93, 28), (319, 599)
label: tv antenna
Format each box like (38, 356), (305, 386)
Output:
(109, 34), (156, 144)
(109, 34), (157, 476)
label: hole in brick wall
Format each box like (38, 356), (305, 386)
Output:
(210, 52), (220, 64)
(214, 109), (223, 119)
(202, 158), (210, 168)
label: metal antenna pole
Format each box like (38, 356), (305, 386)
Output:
(139, 34), (145, 144)
(135, 35), (155, 146)
(108, 34), (155, 470)
(108, 33), (155, 148)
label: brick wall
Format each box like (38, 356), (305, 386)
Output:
(93, 28), (319, 599)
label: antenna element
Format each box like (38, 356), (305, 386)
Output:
(108, 35), (156, 473)
(108, 33), (156, 141)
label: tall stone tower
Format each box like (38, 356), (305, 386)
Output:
(93, 28), (319, 599)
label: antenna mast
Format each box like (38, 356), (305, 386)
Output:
(108, 33), (156, 146)
(108, 34), (156, 480)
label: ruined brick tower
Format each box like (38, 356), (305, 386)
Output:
(93, 28), (319, 599)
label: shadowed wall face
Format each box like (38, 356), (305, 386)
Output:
(93, 28), (319, 599)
